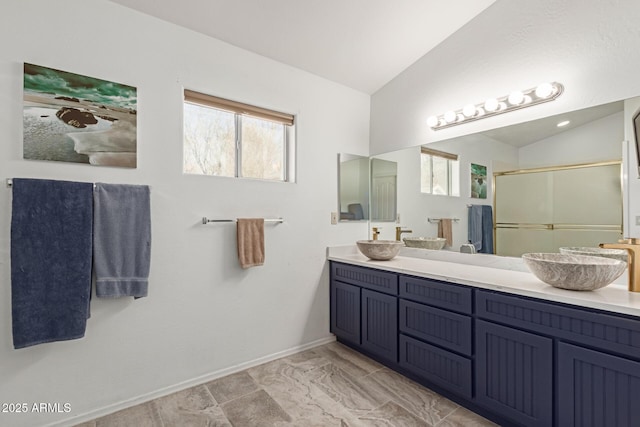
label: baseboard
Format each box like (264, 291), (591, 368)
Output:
(47, 335), (336, 427)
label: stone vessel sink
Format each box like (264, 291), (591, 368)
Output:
(522, 253), (626, 291)
(403, 237), (447, 250)
(356, 240), (403, 260)
(559, 246), (628, 263)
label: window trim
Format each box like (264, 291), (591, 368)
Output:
(184, 89), (294, 126)
(183, 89), (296, 183)
(421, 146), (459, 196)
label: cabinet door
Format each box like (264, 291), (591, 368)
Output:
(558, 342), (640, 427)
(330, 281), (360, 345)
(361, 289), (398, 363)
(476, 320), (553, 427)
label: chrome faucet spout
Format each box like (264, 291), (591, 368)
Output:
(600, 239), (639, 292)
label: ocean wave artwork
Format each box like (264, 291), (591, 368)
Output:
(23, 63), (137, 168)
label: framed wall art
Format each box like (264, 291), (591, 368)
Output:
(23, 63), (137, 168)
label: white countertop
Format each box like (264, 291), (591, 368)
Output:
(327, 245), (640, 318)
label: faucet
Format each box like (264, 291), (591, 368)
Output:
(395, 226), (413, 241)
(372, 227), (381, 240)
(599, 238), (639, 292)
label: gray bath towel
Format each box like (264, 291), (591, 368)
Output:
(94, 183), (151, 298)
(11, 178), (93, 349)
(480, 205), (494, 254)
(468, 205), (483, 251)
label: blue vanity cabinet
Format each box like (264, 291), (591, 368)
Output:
(475, 319), (553, 427)
(329, 261), (640, 427)
(557, 342), (640, 427)
(477, 289), (640, 427)
(330, 262), (399, 362)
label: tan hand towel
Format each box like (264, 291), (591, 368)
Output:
(237, 218), (265, 269)
(438, 219), (453, 247)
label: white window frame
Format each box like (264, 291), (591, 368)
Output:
(183, 89), (296, 182)
(421, 147), (460, 196)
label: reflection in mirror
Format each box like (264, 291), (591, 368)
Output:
(371, 100), (626, 251)
(338, 153), (369, 221)
(495, 161), (622, 257)
(371, 158), (397, 221)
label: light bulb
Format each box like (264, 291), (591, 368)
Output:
(535, 82), (554, 99)
(444, 110), (457, 123)
(462, 104), (477, 118)
(484, 98), (499, 112)
(427, 115), (439, 127)
(508, 91), (524, 105)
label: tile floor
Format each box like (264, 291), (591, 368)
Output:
(74, 341), (497, 426)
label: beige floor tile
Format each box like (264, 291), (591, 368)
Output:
(307, 363), (392, 416)
(368, 368), (458, 425)
(205, 371), (259, 404)
(436, 406), (498, 427)
(95, 402), (163, 427)
(220, 389), (291, 426)
(312, 342), (384, 378)
(358, 401), (433, 426)
(78, 342), (499, 427)
(250, 357), (364, 426)
(154, 385), (231, 426)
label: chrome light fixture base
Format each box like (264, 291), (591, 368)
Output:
(428, 82), (564, 130)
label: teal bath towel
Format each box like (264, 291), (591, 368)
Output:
(93, 183), (151, 298)
(11, 178), (93, 349)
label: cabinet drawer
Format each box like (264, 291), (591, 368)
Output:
(331, 262), (398, 295)
(399, 275), (472, 314)
(399, 334), (472, 399)
(477, 290), (640, 360)
(399, 299), (472, 356)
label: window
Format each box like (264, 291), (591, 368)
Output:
(421, 147), (460, 196)
(183, 89), (295, 182)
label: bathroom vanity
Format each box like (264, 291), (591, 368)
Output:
(328, 246), (640, 427)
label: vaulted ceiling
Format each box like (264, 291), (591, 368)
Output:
(108, 0), (496, 94)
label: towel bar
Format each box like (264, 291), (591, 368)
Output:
(428, 218), (460, 223)
(7, 179), (106, 189)
(202, 217), (284, 224)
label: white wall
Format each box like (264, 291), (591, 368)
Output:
(371, 0), (640, 155)
(518, 112), (624, 168)
(0, 1), (370, 426)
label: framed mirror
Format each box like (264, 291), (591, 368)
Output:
(338, 153), (369, 221)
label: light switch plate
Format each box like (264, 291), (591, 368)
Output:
(636, 215), (640, 226)
(331, 212), (338, 225)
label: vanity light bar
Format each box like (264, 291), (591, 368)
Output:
(427, 82), (564, 130)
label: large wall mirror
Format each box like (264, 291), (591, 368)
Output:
(370, 100), (627, 253)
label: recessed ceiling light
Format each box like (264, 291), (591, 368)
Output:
(557, 120), (570, 127)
